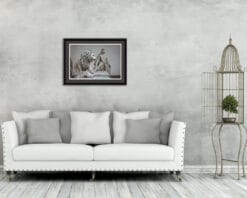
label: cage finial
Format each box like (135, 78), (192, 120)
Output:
(229, 34), (232, 44)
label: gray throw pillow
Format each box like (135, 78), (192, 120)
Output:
(26, 118), (62, 144)
(52, 111), (71, 143)
(149, 111), (174, 145)
(12, 110), (51, 145)
(125, 118), (161, 144)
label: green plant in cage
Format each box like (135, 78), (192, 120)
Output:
(222, 95), (238, 114)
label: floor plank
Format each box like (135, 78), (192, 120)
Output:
(57, 181), (72, 198)
(45, 180), (63, 198)
(69, 181), (83, 198)
(0, 172), (246, 198)
(126, 178), (144, 198)
(32, 180), (52, 198)
(158, 174), (181, 198)
(94, 181), (107, 198)
(117, 181), (132, 198)
(105, 180), (119, 198)
(82, 181), (94, 198)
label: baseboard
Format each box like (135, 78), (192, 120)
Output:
(184, 165), (240, 173)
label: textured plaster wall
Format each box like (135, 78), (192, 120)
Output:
(1, 0), (247, 165)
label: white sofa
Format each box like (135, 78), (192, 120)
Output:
(1, 120), (186, 180)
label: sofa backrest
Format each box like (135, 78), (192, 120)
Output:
(51, 110), (173, 144)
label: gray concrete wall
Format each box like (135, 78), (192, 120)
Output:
(0, 0), (247, 165)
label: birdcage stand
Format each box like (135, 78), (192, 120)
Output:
(211, 122), (247, 180)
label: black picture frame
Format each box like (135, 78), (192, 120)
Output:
(63, 38), (127, 85)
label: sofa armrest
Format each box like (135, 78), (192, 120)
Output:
(1, 121), (19, 170)
(168, 120), (186, 168)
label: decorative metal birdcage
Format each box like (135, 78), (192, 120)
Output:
(202, 38), (247, 180)
(202, 38), (244, 124)
(217, 38), (244, 123)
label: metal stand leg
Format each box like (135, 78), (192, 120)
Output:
(241, 125), (247, 178)
(211, 124), (218, 178)
(219, 124), (224, 176)
(236, 124), (243, 180)
(213, 123), (246, 180)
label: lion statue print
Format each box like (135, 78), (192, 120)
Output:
(71, 50), (96, 78)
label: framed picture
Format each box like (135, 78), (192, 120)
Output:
(63, 38), (127, 85)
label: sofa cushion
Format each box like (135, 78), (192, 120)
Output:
(149, 111), (174, 145)
(125, 118), (161, 144)
(113, 111), (150, 143)
(12, 144), (93, 161)
(94, 144), (174, 161)
(52, 111), (71, 143)
(26, 118), (62, 144)
(70, 111), (111, 144)
(12, 110), (51, 145)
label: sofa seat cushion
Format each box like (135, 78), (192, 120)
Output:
(12, 144), (93, 161)
(94, 144), (174, 161)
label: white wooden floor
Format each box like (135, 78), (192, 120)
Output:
(0, 171), (246, 198)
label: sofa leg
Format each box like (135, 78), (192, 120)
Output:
(91, 171), (96, 180)
(6, 171), (15, 181)
(175, 171), (182, 182)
